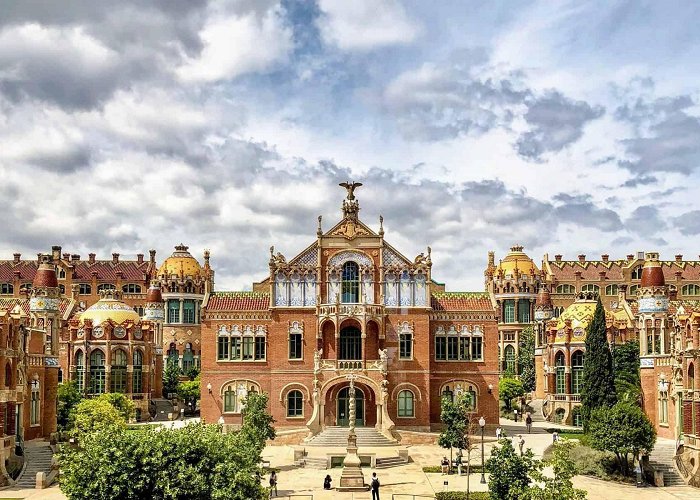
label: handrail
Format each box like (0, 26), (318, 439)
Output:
(675, 438), (688, 479)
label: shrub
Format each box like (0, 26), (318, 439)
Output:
(98, 393), (136, 422)
(57, 381), (84, 431)
(72, 398), (126, 436)
(436, 493), (490, 500)
(499, 378), (524, 411)
(568, 445), (617, 480)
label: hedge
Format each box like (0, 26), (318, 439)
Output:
(435, 492), (490, 500)
(423, 465), (484, 474)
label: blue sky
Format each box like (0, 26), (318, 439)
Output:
(0, 0), (699, 290)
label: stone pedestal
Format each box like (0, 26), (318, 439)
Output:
(337, 431), (367, 491)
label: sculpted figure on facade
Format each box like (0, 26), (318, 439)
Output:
(314, 348), (323, 374)
(378, 348), (388, 375)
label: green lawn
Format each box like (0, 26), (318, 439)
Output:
(557, 432), (590, 446)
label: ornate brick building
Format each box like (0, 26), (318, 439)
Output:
(200, 185), (500, 437)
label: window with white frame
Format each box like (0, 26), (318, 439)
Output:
(217, 326), (266, 361)
(222, 381), (259, 413)
(30, 380), (40, 426)
(397, 390), (415, 417)
(658, 381), (669, 425)
(435, 325), (484, 361)
(555, 284), (575, 294)
(122, 283), (142, 294)
(398, 322), (413, 359)
(605, 284), (618, 296)
(581, 284), (599, 294)
(288, 322), (303, 360)
(287, 390), (303, 417)
(631, 266), (643, 280)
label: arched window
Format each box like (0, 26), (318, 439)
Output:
(341, 261), (360, 303)
(581, 284), (599, 294)
(555, 351), (566, 394)
(571, 351), (584, 394)
(682, 284), (700, 296)
(631, 266), (643, 280)
(111, 349), (127, 393)
(504, 344), (516, 374)
(553, 306), (564, 318)
(167, 343), (179, 366)
(133, 350), (143, 394)
(75, 350), (85, 390)
(182, 343), (194, 373)
(59, 284), (66, 294)
(222, 381), (259, 413)
(97, 283), (116, 292)
(689, 363), (695, 391)
(0, 284), (13, 295)
(628, 284), (639, 296)
(605, 284), (618, 296)
(398, 390), (415, 417)
(79, 283), (91, 295)
(4, 363), (10, 387)
(287, 390), (303, 417)
(555, 284), (575, 294)
(58, 269), (66, 279)
(58, 368), (63, 384)
(30, 380), (40, 426)
(89, 350), (106, 394)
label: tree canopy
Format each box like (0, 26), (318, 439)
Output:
(588, 401), (656, 476)
(499, 378), (524, 411)
(580, 298), (617, 430)
(163, 358), (180, 397)
(57, 381), (84, 431)
(519, 327), (536, 393)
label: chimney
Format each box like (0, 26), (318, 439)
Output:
(71, 284), (79, 301)
(12, 253), (20, 264)
(676, 254), (683, 262)
(627, 254), (634, 261)
(488, 251), (495, 267)
(112, 253), (119, 264)
(670, 287), (678, 301)
(555, 254), (562, 263)
(137, 253), (144, 264)
(149, 249), (156, 263)
(88, 253), (96, 264)
(578, 254), (586, 263)
(51, 245), (61, 260)
(601, 254), (609, 263)
(599, 271), (606, 279)
(62, 253), (70, 260)
(71, 254), (80, 261)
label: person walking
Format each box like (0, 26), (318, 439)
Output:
(441, 456), (450, 474)
(495, 426), (502, 440)
(371, 472), (381, 500)
(269, 470), (278, 497)
(552, 430), (559, 443)
(518, 435), (525, 456)
(525, 414), (532, 434)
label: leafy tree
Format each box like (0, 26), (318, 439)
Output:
(177, 376), (201, 413)
(529, 441), (587, 499)
(72, 398), (126, 436)
(580, 299), (616, 431)
(185, 365), (200, 381)
(163, 358), (180, 398)
(518, 327), (536, 393)
(438, 396), (462, 466)
(57, 381), (84, 430)
(98, 393), (136, 422)
(588, 401), (656, 476)
(59, 423), (268, 500)
(499, 378), (524, 411)
(486, 438), (537, 500)
(239, 391), (276, 452)
(613, 340), (641, 402)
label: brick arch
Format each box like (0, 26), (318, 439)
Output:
(278, 382), (310, 403)
(391, 382), (423, 402)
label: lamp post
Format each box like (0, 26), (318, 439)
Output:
(479, 416), (486, 484)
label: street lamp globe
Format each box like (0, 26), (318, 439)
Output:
(479, 416), (486, 428)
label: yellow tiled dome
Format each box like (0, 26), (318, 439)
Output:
(79, 291), (141, 326)
(157, 244), (202, 278)
(497, 245), (538, 276)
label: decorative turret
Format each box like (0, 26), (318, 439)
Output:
(638, 252), (668, 313)
(30, 255), (60, 314)
(534, 284), (553, 322)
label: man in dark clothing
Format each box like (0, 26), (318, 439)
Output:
(371, 472), (380, 500)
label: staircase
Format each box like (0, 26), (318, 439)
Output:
(151, 399), (175, 422)
(305, 427), (396, 447)
(527, 399), (547, 422)
(648, 440), (685, 487)
(376, 456), (405, 468)
(303, 457), (329, 469)
(15, 442), (53, 489)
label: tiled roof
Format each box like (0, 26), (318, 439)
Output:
(431, 292), (494, 312)
(547, 259), (700, 281)
(0, 298), (71, 315)
(206, 292), (270, 311)
(0, 258), (150, 283)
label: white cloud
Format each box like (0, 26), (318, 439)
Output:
(317, 0), (421, 51)
(176, 3), (292, 83)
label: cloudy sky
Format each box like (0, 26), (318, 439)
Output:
(1, 0), (699, 291)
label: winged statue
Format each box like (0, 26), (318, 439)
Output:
(339, 181), (363, 200)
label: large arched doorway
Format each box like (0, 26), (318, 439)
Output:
(339, 326), (362, 360)
(337, 386), (365, 427)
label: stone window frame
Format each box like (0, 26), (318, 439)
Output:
(221, 380), (260, 415)
(434, 325), (484, 362)
(288, 321), (304, 361)
(286, 389), (304, 419)
(397, 389), (415, 418)
(30, 379), (41, 427)
(217, 325), (267, 363)
(398, 321), (414, 360)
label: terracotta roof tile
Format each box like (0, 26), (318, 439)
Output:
(207, 292), (270, 311)
(431, 292), (494, 312)
(0, 298), (70, 315)
(0, 261), (38, 282)
(547, 259), (700, 282)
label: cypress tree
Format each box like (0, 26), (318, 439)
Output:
(580, 298), (617, 431)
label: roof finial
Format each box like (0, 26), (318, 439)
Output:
(339, 181), (363, 201)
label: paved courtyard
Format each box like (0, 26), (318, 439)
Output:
(2, 419), (698, 499)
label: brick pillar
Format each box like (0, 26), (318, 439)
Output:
(0, 403), (5, 437)
(7, 402), (16, 437)
(683, 400), (693, 435)
(44, 367), (59, 436)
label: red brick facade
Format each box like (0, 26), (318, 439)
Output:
(200, 192), (500, 437)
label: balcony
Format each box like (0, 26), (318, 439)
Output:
(552, 394), (581, 402)
(319, 359), (385, 372)
(318, 303), (384, 320)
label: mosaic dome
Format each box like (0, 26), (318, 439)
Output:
(79, 290), (141, 326)
(157, 244), (202, 278)
(497, 245), (538, 277)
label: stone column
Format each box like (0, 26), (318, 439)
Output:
(179, 299), (184, 324)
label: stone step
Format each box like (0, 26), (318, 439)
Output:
(375, 457), (404, 468)
(304, 457), (328, 469)
(305, 427), (396, 447)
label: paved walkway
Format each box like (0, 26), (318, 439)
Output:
(4, 419), (698, 499)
